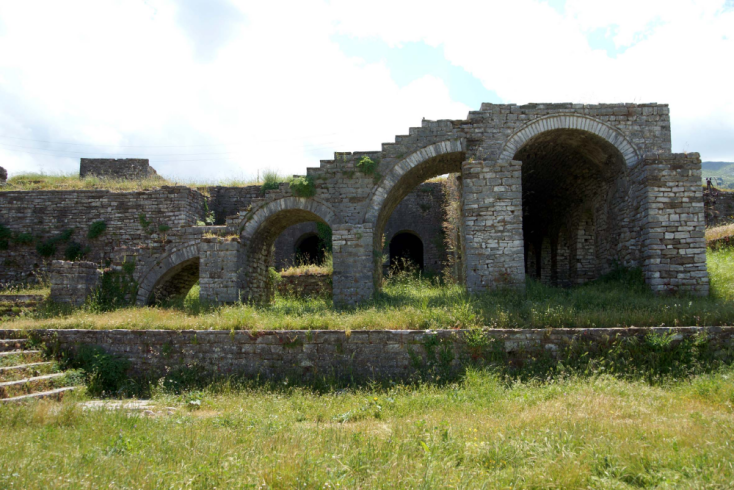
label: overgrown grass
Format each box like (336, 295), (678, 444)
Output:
(280, 252), (333, 276)
(3, 249), (734, 331)
(1, 369), (734, 488)
(1, 172), (266, 192)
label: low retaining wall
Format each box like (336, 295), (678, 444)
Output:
(277, 273), (332, 297)
(11, 326), (734, 381)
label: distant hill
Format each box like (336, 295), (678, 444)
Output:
(701, 161), (734, 189)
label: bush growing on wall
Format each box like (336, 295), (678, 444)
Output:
(289, 176), (316, 198)
(357, 156), (377, 175)
(64, 241), (90, 261)
(0, 223), (10, 250)
(87, 220), (107, 239)
(36, 228), (74, 257)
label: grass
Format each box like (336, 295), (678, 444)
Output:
(280, 253), (333, 277)
(0, 172), (265, 192)
(3, 249), (734, 331)
(1, 369), (734, 488)
(0, 283), (50, 297)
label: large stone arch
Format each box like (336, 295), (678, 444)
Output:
(239, 197), (338, 302)
(508, 116), (634, 285)
(499, 114), (641, 167)
(135, 243), (201, 305)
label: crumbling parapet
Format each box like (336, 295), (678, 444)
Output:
(640, 152), (709, 295)
(80, 158), (158, 180)
(49, 260), (102, 306)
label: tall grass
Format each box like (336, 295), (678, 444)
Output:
(5, 250), (734, 331)
(1, 369), (734, 488)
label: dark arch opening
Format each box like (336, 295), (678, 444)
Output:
(245, 208), (330, 303)
(389, 232), (424, 271)
(372, 151), (465, 287)
(515, 128), (627, 286)
(295, 233), (324, 265)
(148, 257), (200, 305)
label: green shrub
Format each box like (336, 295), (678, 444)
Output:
(35, 228), (74, 257)
(13, 232), (34, 245)
(87, 220), (107, 239)
(289, 176), (316, 197)
(87, 260), (138, 312)
(357, 156), (377, 175)
(0, 223), (10, 250)
(158, 224), (171, 233)
(261, 170), (284, 194)
(316, 222), (332, 253)
(66, 344), (131, 397)
(64, 241), (90, 261)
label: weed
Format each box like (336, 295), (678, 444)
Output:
(87, 220), (107, 240)
(289, 176), (316, 197)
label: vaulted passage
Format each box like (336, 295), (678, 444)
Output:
(148, 257), (199, 304)
(516, 129), (627, 285)
(389, 232), (424, 271)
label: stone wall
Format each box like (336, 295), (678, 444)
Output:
(49, 260), (102, 306)
(19, 326), (734, 381)
(639, 153), (709, 295)
(0, 187), (205, 285)
(277, 273), (331, 297)
(206, 186), (262, 225)
(80, 158), (158, 180)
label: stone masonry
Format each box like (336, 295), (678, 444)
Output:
(0, 103), (710, 305)
(20, 326), (734, 381)
(49, 261), (102, 306)
(80, 158), (158, 180)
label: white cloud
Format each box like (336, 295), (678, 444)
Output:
(333, 0), (734, 160)
(0, 0), (732, 181)
(0, 0), (469, 179)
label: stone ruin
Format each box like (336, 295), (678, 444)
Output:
(79, 158), (158, 180)
(0, 103), (709, 306)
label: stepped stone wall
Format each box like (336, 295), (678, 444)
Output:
(20, 326), (734, 381)
(80, 158), (158, 180)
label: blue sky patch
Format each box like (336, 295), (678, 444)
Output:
(333, 35), (502, 108)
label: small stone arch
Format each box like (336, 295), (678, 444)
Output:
(240, 197), (337, 242)
(135, 243), (201, 305)
(239, 197), (338, 302)
(498, 114), (641, 167)
(388, 230), (424, 271)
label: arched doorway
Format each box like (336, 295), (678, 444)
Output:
(515, 128), (628, 285)
(389, 231), (424, 271)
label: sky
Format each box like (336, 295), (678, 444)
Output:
(0, 0), (732, 181)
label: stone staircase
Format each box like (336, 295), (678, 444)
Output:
(0, 332), (79, 403)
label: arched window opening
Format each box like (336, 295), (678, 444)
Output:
(148, 257), (200, 305)
(389, 232), (424, 272)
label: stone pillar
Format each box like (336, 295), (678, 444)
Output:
(199, 237), (244, 303)
(332, 223), (374, 305)
(49, 260), (102, 306)
(461, 159), (525, 292)
(640, 153), (708, 295)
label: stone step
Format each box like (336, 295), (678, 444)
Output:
(0, 386), (77, 403)
(0, 372), (67, 399)
(0, 362), (56, 383)
(0, 350), (44, 367)
(0, 338), (29, 352)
